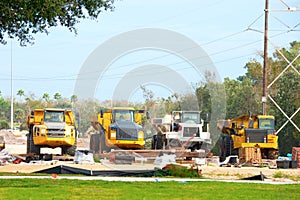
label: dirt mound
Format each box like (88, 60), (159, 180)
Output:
(0, 130), (27, 145)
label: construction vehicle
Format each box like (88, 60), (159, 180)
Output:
(27, 108), (77, 156)
(151, 111), (211, 154)
(90, 107), (147, 153)
(218, 114), (278, 164)
(0, 136), (4, 151)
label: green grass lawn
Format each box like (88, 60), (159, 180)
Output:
(0, 178), (299, 200)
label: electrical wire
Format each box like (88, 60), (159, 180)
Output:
(1, 1), (299, 83)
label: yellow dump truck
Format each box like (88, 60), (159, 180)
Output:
(0, 136), (4, 151)
(27, 108), (77, 156)
(219, 114), (278, 163)
(90, 107), (146, 153)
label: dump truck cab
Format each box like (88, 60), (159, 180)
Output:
(175, 111), (211, 145)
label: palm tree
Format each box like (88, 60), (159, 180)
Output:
(15, 108), (25, 124)
(54, 92), (62, 101)
(42, 93), (50, 107)
(25, 97), (31, 113)
(17, 89), (25, 102)
(70, 94), (78, 108)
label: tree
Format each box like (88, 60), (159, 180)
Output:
(70, 94), (78, 108)
(54, 92), (62, 100)
(17, 89), (25, 102)
(269, 41), (300, 155)
(42, 93), (51, 107)
(15, 108), (25, 124)
(141, 85), (155, 110)
(274, 71), (300, 155)
(0, 96), (10, 120)
(0, 0), (115, 46)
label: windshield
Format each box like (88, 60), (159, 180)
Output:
(258, 118), (275, 130)
(181, 112), (200, 124)
(44, 111), (65, 122)
(114, 110), (134, 122)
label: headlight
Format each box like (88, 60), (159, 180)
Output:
(138, 131), (144, 139)
(41, 129), (46, 134)
(111, 132), (116, 138)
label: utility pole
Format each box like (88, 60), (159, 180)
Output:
(262, 0), (269, 115)
(10, 40), (14, 130)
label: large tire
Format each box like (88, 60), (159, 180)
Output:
(90, 133), (100, 154)
(62, 130), (78, 156)
(27, 125), (40, 155)
(151, 134), (165, 150)
(62, 141), (77, 156)
(267, 149), (279, 160)
(219, 135), (237, 162)
(151, 135), (156, 150)
(99, 133), (109, 153)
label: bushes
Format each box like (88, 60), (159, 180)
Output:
(0, 120), (9, 129)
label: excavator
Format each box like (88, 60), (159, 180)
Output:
(218, 114), (278, 164)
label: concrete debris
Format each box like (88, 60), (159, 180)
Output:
(0, 149), (16, 166)
(154, 153), (176, 167)
(28, 160), (58, 165)
(194, 158), (206, 165)
(218, 155), (239, 167)
(74, 149), (94, 164)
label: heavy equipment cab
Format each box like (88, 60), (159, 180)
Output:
(44, 110), (65, 123)
(113, 109), (134, 122)
(258, 117), (275, 130)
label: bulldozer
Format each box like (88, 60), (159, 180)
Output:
(218, 114), (278, 164)
(27, 108), (77, 156)
(90, 107), (147, 153)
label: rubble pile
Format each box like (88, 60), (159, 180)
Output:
(0, 130), (27, 145)
(0, 149), (16, 166)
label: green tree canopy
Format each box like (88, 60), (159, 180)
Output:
(17, 89), (25, 102)
(0, 0), (115, 46)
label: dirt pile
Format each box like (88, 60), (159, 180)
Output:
(0, 130), (27, 145)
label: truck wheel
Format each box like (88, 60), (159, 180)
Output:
(99, 133), (109, 153)
(27, 127), (40, 155)
(90, 133), (100, 154)
(62, 139), (77, 156)
(152, 134), (164, 150)
(151, 135), (157, 150)
(267, 149), (279, 159)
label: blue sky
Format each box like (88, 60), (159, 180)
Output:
(0, 0), (299, 101)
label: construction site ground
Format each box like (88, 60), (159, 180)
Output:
(1, 130), (300, 182)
